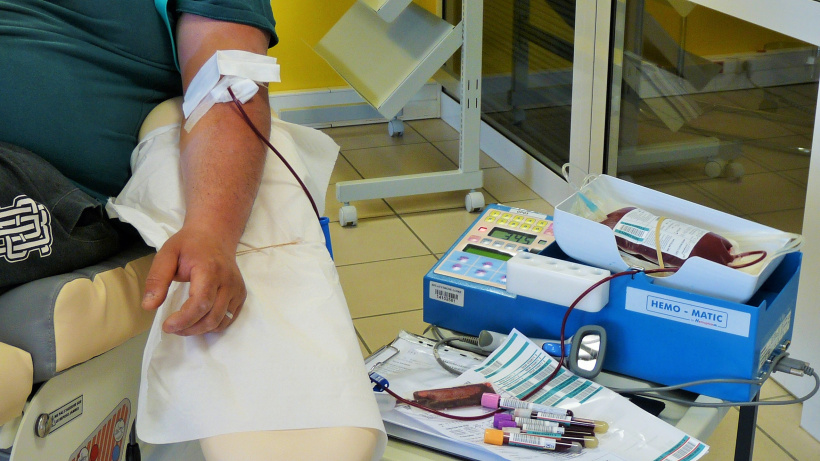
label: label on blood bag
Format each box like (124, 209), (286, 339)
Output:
(613, 208), (707, 260)
(430, 281), (464, 307)
(626, 288), (751, 337)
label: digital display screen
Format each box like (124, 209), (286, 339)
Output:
(489, 227), (536, 245)
(463, 244), (513, 261)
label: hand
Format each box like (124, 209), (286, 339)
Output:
(141, 226), (246, 336)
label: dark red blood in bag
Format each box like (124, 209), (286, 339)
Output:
(600, 207), (735, 267)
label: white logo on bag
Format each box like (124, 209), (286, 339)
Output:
(0, 195), (53, 262)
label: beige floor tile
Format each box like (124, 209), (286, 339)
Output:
(384, 188), (494, 215)
(621, 167), (687, 186)
(326, 155), (395, 221)
(747, 208), (805, 234)
(693, 172), (806, 215)
(402, 209), (489, 254)
(501, 198), (556, 216)
(324, 187), (393, 223)
(354, 309), (430, 352)
(761, 379), (793, 401)
(433, 139), (500, 169)
(481, 167), (540, 203)
(741, 135), (812, 171)
(650, 182), (740, 216)
(767, 84), (818, 108)
(700, 407), (796, 461)
(781, 168), (810, 187)
(338, 255), (437, 319)
(407, 118), (460, 142)
(665, 155), (768, 181)
(636, 120), (715, 147)
(685, 110), (797, 140)
(330, 217), (429, 266)
(357, 332), (371, 357)
(343, 143), (456, 179)
(321, 122), (426, 151)
(756, 401), (820, 460)
(330, 154), (358, 184)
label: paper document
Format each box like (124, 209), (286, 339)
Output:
(368, 330), (708, 461)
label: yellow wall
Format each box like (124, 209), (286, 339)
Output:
(647, 0), (807, 56)
(269, 0), (439, 92)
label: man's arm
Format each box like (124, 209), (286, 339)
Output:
(141, 13), (272, 335)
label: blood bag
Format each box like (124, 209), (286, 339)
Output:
(600, 207), (755, 268)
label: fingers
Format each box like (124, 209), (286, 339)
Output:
(163, 264), (247, 336)
(162, 263), (220, 334)
(142, 242), (181, 311)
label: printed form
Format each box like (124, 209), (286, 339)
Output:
(369, 330), (709, 461)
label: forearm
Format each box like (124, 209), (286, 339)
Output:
(176, 13), (273, 249)
(178, 92), (270, 248)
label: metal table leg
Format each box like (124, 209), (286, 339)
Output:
(734, 393), (759, 461)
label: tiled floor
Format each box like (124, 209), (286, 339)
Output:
(321, 113), (820, 460)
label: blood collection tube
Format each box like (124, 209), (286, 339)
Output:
(501, 426), (599, 448)
(494, 415), (598, 446)
(484, 428), (583, 454)
(512, 408), (609, 433)
(481, 393), (574, 416)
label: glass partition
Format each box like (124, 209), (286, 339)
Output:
(608, 0), (817, 233)
(442, 0), (580, 173)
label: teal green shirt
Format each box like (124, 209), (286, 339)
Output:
(0, 0), (277, 201)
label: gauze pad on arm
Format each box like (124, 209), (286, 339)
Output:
(182, 50), (281, 131)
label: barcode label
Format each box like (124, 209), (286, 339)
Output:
(655, 436), (707, 461)
(509, 433), (557, 450)
(429, 281), (464, 307)
(614, 222), (650, 242)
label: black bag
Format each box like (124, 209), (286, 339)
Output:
(0, 142), (122, 293)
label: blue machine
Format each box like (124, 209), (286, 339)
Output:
(423, 204), (801, 401)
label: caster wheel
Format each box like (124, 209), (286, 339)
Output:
(388, 119), (404, 137)
(465, 191), (485, 213)
(726, 161), (745, 178)
(704, 159), (726, 178)
(339, 205), (358, 227)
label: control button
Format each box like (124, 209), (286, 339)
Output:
(478, 226), (488, 232)
(457, 255), (470, 262)
(500, 275), (507, 283)
(520, 224), (531, 230)
(532, 226), (543, 232)
(512, 215), (524, 222)
(485, 217), (496, 223)
(538, 239), (549, 245)
(508, 221), (519, 228)
(451, 263), (463, 271)
(498, 219), (509, 225)
(502, 213), (512, 220)
(492, 241), (504, 248)
(518, 246), (529, 252)
(490, 210), (500, 217)
(474, 269), (487, 277)
(482, 261), (494, 269)
(481, 238), (493, 245)
(504, 244), (516, 251)
(468, 235), (480, 242)
(537, 220), (548, 227)
(525, 218), (535, 224)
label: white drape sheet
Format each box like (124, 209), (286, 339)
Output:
(106, 118), (386, 459)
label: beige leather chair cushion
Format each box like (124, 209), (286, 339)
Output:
(53, 254), (156, 374)
(0, 342), (32, 427)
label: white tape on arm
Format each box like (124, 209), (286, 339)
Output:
(182, 50), (280, 132)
